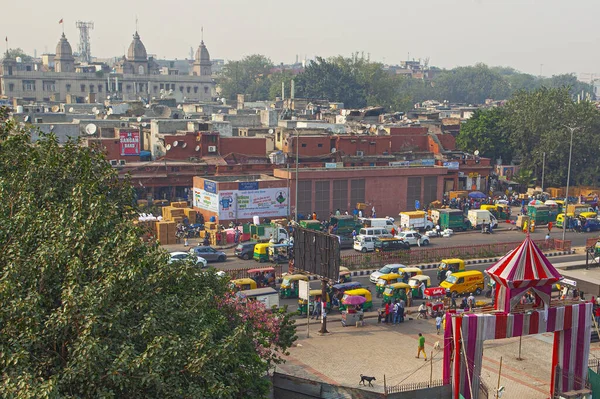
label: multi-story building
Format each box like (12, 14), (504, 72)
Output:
(0, 31), (215, 103)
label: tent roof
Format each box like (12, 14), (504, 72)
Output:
(486, 236), (562, 289)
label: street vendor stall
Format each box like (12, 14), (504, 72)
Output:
(423, 286), (446, 317)
(341, 295), (366, 327)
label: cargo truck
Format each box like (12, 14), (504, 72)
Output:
(399, 211), (434, 231)
(527, 205), (552, 225)
(432, 209), (471, 231)
(467, 210), (498, 229)
(250, 223), (290, 243)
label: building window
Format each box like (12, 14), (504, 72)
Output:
(98, 85), (103, 93)
(66, 84), (71, 92)
(171, 84), (175, 90)
(126, 84), (132, 92)
(8, 83), (14, 92)
(22, 80), (36, 91)
(159, 83), (164, 90)
(301, 143), (307, 147)
(80, 84), (85, 92)
(186, 86), (191, 93)
(138, 65), (144, 75)
(204, 86), (209, 93)
(194, 86), (198, 93)
(153, 85), (158, 92)
(317, 143), (323, 148)
(89, 84), (94, 93)
(42, 80), (56, 92)
(179, 86), (184, 93)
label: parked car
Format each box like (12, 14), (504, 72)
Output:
(234, 242), (257, 260)
(582, 218), (600, 232)
(169, 251), (208, 268)
(189, 246), (227, 262)
(370, 263), (407, 284)
(336, 234), (355, 250)
(396, 230), (430, 246)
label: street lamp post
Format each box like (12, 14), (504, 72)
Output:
(294, 128), (299, 222)
(562, 125), (580, 242)
(541, 152), (546, 193)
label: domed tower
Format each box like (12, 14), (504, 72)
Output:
(192, 40), (211, 77)
(55, 33), (75, 73)
(126, 31), (148, 75)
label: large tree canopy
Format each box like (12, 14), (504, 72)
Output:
(0, 107), (296, 398)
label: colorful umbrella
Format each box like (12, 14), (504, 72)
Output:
(468, 191), (486, 199)
(529, 200), (544, 205)
(342, 295), (367, 305)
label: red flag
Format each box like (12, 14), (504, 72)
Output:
(59, 18), (63, 24)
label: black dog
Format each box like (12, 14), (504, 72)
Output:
(360, 374), (376, 387)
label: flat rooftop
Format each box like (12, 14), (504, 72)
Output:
(205, 174), (281, 182)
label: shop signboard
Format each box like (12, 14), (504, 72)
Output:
(119, 130), (140, 156)
(443, 161), (460, 170)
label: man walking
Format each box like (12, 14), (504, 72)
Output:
(436, 314), (442, 335)
(384, 302), (391, 323)
(398, 298), (405, 323)
(416, 333), (427, 361)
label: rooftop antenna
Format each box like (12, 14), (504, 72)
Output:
(75, 21), (94, 63)
(201, 26), (204, 42)
(135, 15), (139, 33)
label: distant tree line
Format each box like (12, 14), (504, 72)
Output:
(217, 54), (594, 111)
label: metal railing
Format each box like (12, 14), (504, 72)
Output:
(385, 379), (447, 394)
(222, 264), (284, 280)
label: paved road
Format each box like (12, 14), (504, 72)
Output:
(279, 253), (587, 316)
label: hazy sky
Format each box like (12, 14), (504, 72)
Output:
(4, 0), (599, 78)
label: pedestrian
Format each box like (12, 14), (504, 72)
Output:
(358, 209), (363, 218)
(384, 302), (391, 323)
(595, 306), (600, 325)
(523, 220), (528, 234)
(436, 314), (442, 335)
(335, 208), (341, 216)
(311, 298), (321, 319)
(545, 233), (551, 247)
(548, 221), (553, 233)
(393, 300), (401, 324)
(468, 293), (475, 309)
(312, 211), (317, 220)
(398, 298), (405, 322)
(416, 333), (427, 361)
(419, 281), (426, 298)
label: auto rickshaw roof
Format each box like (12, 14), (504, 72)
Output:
(379, 273), (401, 281)
(339, 271), (351, 276)
(332, 282), (361, 290)
(441, 258), (464, 264)
(254, 242), (271, 249)
(247, 267), (275, 274)
(309, 289), (328, 296)
(344, 288), (372, 297)
(232, 278), (255, 285)
(409, 275), (431, 282)
(389, 282), (411, 289)
(398, 267), (423, 273)
(339, 266), (350, 273)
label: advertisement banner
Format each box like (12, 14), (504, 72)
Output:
(443, 161), (460, 170)
(193, 187), (219, 212)
(238, 181), (259, 191)
(204, 180), (217, 194)
(119, 130), (140, 156)
(218, 188), (289, 220)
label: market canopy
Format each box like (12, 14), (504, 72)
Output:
(468, 191), (486, 199)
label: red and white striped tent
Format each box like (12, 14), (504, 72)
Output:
(486, 236), (562, 313)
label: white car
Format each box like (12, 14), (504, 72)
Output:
(169, 251), (208, 268)
(396, 230), (430, 246)
(369, 263), (406, 284)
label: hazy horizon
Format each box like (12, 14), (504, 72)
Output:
(4, 0), (599, 79)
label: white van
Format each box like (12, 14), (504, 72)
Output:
(359, 218), (398, 233)
(354, 235), (378, 252)
(358, 227), (393, 238)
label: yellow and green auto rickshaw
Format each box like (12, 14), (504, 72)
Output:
(437, 258), (466, 282)
(340, 288), (373, 311)
(279, 274), (309, 299)
(231, 278), (257, 292)
(496, 204), (511, 220)
(382, 282), (410, 304)
(408, 275), (431, 299)
(253, 243), (270, 262)
(375, 273), (401, 297)
(298, 289), (331, 316)
(556, 213), (575, 228)
(397, 267), (423, 283)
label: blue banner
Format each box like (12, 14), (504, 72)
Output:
(204, 180), (217, 194)
(238, 181), (259, 191)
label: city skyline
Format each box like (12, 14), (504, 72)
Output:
(4, 0), (600, 78)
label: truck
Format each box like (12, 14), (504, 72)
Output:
(236, 287), (280, 309)
(358, 217), (398, 233)
(250, 223), (289, 243)
(330, 215), (361, 234)
(467, 209), (498, 229)
(399, 211), (434, 231)
(527, 205), (552, 225)
(567, 204), (595, 217)
(432, 209), (471, 231)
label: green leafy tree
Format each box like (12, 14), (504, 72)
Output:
(0, 107), (296, 398)
(218, 54), (274, 100)
(456, 107), (513, 163)
(1, 47), (33, 62)
(432, 63), (511, 104)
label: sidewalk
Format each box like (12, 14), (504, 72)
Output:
(280, 316), (600, 398)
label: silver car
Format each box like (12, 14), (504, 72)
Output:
(169, 251), (208, 268)
(189, 246), (227, 262)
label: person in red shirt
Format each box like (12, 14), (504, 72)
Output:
(595, 306), (600, 326)
(384, 302), (391, 323)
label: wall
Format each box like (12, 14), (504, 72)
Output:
(31, 123), (80, 143)
(220, 137), (267, 156)
(211, 113), (261, 128)
(336, 136), (391, 156)
(272, 372), (452, 399)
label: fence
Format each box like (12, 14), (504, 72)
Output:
(553, 365), (591, 397)
(222, 264), (284, 280)
(385, 379), (447, 394)
(589, 358), (600, 375)
(341, 239), (568, 270)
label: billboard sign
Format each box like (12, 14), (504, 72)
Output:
(119, 130), (140, 156)
(238, 181), (259, 191)
(443, 161), (460, 170)
(204, 180), (217, 194)
(217, 188), (289, 220)
(193, 187), (219, 212)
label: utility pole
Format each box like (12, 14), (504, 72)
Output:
(562, 125), (579, 242)
(294, 128), (299, 222)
